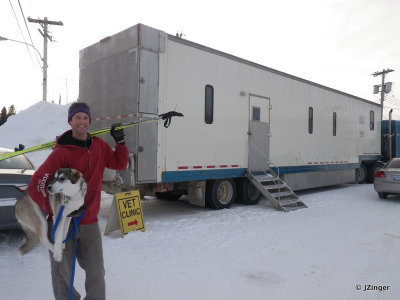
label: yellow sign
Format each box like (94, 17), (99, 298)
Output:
(115, 190), (145, 236)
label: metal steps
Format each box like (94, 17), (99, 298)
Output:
(247, 171), (307, 212)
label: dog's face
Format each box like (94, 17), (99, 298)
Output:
(47, 168), (87, 198)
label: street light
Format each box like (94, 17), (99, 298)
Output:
(0, 36), (43, 61)
(0, 35), (46, 101)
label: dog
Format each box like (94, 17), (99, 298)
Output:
(15, 168), (87, 262)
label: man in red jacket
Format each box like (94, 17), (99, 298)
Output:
(28, 102), (129, 300)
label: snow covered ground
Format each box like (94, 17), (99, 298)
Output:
(0, 102), (399, 300)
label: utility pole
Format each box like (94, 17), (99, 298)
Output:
(28, 17), (63, 102)
(372, 68), (394, 120)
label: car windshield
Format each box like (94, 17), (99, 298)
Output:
(0, 154), (34, 170)
(387, 159), (400, 169)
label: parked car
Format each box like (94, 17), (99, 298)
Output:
(374, 158), (400, 199)
(0, 148), (35, 230)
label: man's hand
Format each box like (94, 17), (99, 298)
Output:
(110, 123), (125, 144)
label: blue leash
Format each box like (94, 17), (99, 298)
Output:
(51, 206), (85, 300)
(51, 206), (65, 243)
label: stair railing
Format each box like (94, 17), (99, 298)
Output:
(248, 140), (282, 200)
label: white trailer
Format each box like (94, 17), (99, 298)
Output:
(79, 24), (381, 211)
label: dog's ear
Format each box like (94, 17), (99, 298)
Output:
(70, 169), (81, 184)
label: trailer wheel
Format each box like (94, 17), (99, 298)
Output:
(206, 179), (236, 209)
(236, 178), (261, 205)
(356, 164), (368, 184)
(155, 191), (182, 201)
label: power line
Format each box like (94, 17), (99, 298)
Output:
(17, 0), (41, 69)
(8, 0), (38, 70)
(383, 100), (400, 108)
(383, 105), (400, 112)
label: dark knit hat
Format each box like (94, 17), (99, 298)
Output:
(68, 102), (91, 123)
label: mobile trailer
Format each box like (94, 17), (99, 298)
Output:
(80, 23), (382, 210)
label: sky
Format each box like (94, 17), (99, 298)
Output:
(1, 0), (400, 118)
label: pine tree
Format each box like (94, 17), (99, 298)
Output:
(0, 107), (7, 126)
(7, 105), (16, 117)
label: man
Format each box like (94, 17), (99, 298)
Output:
(28, 102), (129, 300)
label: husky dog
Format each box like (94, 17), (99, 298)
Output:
(15, 168), (87, 262)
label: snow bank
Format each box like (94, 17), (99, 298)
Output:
(0, 101), (70, 167)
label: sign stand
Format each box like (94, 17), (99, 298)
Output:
(104, 197), (121, 236)
(104, 190), (145, 237)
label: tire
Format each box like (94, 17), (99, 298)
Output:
(367, 162), (384, 183)
(356, 164), (368, 184)
(155, 191), (182, 201)
(206, 179), (236, 209)
(378, 192), (388, 199)
(236, 178), (261, 205)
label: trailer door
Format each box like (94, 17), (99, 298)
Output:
(248, 95), (270, 172)
(137, 48), (159, 182)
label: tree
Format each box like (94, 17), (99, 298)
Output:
(0, 107), (7, 126)
(7, 105), (16, 117)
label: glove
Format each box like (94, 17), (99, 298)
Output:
(67, 205), (86, 218)
(110, 123), (125, 144)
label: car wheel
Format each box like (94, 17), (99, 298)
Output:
(206, 179), (236, 209)
(236, 178), (261, 205)
(378, 192), (388, 199)
(356, 164), (368, 184)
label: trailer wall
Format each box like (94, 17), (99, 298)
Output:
(79, 24), (381, 191)
(157, 34), (381, 189)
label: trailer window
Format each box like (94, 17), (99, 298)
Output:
(308, 107), (313, 134)
(252, 106), (261, 121)
(205, 85), (214, 124)
(333, 112), (337, 136)
(370, 110), (374, 130)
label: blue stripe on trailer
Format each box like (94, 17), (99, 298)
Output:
(359, 155), (382, 162)
(270, 163), (360, 174)
(162, 168), (247, 183)
(161, 163), (360, 183)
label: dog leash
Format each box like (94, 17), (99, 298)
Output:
(50, 206), (65, 243)
(51, 206), (85, 300)
(51, 206), (85, 243)
(68, 214), (84, 300)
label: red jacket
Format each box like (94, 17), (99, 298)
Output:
(28, 130), (129, 225)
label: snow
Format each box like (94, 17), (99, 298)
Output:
(0, 101), (70, 168)
(0, 101), (399, 299)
